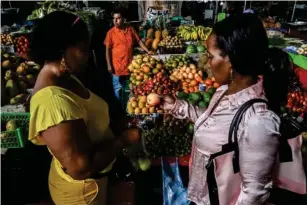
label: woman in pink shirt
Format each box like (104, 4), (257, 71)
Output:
(163, 14), (306, 205)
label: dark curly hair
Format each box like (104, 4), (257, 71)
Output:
(29, 11), (89, 65)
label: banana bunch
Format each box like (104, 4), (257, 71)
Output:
(177, 25), (212, 41)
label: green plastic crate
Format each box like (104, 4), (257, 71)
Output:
(1, 112), (30, 148)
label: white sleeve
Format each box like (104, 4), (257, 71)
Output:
(236, 112), (280, 205)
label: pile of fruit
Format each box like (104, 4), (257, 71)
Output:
(132, 72), (179, 96)
(145, 28), (169, 51)
(1, 120), (18, 137)
(1, 52), (40, 106)
(142, 115), (194, 158)
(127, 93), (163, 115)
(186, 44), (206, 54)
(177, 87), (216, 108)
(286, 91), (307, 114)
(177, 25), (212, 41)
(164, 54), (193, 71)
(14, 36), (29, 56)
(1, 33), (14, 45)
(159, 36), (184, 53)
(296, 44), (307, 56)
(169, 63), (204, 89)
(128, 54), (164, 86)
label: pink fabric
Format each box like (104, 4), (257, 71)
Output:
(169, 80), (306, 205)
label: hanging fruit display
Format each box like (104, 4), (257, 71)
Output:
(177, 25), (212, 41)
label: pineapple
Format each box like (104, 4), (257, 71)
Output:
(162, 28), (169, 39)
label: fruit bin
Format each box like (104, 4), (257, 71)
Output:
(1, 112), (30, 148)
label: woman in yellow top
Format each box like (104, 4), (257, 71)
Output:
(28, 11), (139, 205)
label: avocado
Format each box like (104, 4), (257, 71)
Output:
(189, 93), (201, 101)
(202, 92), (211, 103)
(198, 101), (208, 108)
(207, 87), (216, 96)
(177, 91), (187, 100)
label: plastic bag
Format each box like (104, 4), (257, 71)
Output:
(161, 158), (189, 205)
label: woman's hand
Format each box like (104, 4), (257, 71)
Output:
(147, 50), (155, 55)
(161, 95), (176, 111)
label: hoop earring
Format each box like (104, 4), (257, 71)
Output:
(229, 69), (234, 82)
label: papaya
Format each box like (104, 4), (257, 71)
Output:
(155, 30), (162, 40)
(152, 38), (160, 51)
(145, 38), (154, 49)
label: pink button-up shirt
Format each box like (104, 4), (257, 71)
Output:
(170, 80), (281, 205)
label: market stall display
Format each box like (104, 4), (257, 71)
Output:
(1, 33), (14, 45)
(1, 52), (40, 106)
(142, 115), (193, 158)
(176, 25), (212, 41)
(1, 113), (30, 148)
(14, 35), (29, 56)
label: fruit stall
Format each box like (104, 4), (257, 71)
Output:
(1, 2), (307, 204)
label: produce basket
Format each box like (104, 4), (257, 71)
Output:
(1, 112), (30, 148)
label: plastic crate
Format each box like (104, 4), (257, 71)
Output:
(1, 112), (30, 148)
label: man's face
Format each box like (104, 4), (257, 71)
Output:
(113, 13), (124, 28)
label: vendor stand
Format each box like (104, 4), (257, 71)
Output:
(1, 1), (307, 204)
(122, 7), (307, 204)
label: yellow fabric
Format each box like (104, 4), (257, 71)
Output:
(29, 77), (116, 204)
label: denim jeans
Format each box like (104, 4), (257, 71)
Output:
(112, 75), (129, 101)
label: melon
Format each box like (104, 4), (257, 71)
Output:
(197, 45), (206, 53)
(186, 45), (197, 54)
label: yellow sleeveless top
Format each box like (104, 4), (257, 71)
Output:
(29, 76), (116, 182)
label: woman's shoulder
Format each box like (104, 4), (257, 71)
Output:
(31, 86), (76, 103)
(244, 102), (281, 135)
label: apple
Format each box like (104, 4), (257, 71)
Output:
(147, 93), (161, 106)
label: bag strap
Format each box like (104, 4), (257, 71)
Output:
(228, 98), (268, 173)
(228, 98), (268, 144)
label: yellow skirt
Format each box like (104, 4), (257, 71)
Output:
(48, 158), (107, 205)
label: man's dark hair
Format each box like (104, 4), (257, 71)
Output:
(112, 8), (127, 19)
